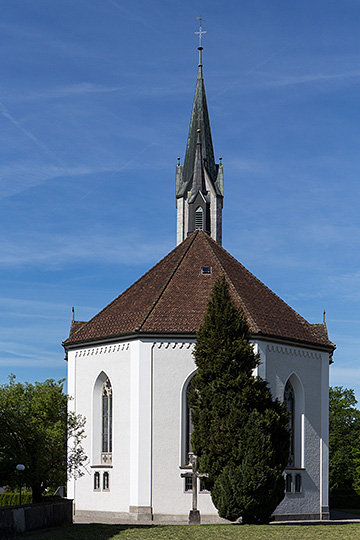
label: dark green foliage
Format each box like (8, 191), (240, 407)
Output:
(212, 410), (287, 523)
(0, 375), (87, 503)
(0, 492), (33, 506)
(329, 488), (360, 509)
(189, 276), (289, 522)
(329, 386), (360, 491)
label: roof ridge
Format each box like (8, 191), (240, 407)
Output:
(135, 232), (199, 331)
(202, 233), (260, 332)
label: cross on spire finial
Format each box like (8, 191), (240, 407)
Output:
(195, 17), (206, 48)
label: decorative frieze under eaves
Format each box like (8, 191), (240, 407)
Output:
(75, 343), (130, 358)
(74, 340), (194, 358)
(155, 341), (194, 350)
(266, 343), (322, 360)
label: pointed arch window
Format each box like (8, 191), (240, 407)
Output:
(284, 380), (295, 467)
(102, 378), (112, 464)
(195, 206), (203, 230)
(185, 380), (193, 463)
(181, 375), (195, 466)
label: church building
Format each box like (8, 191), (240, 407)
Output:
(63, 42), (334, 522)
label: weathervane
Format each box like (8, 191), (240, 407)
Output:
(195, 17), (206, 48)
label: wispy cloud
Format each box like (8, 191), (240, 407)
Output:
(328, 272), (360, 301)
(0, 230), (172, 269)
(330, 366), (360, 392)
(3, 83), (126, 103)
(213, 66), (360, 100)
(105, 0), (159, 32)
(0, 100), (55, 156)
(0, 163), (108, 201)
(263, 69), (360, 88)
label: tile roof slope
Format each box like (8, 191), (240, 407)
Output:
(64, 230), (334, 350)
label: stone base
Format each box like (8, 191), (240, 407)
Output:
(272, 513), (322, 521)
(189, 510), (201, 524)
(129, 506), (153, 522)
(321, 506), (330, 520)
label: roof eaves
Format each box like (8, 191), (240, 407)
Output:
(63, 330), (197, 350)
(254, 332), (335, 353)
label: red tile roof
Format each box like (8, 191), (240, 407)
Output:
(63, 230), (334, 350)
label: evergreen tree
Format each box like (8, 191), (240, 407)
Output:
(189, 275), (289, 523)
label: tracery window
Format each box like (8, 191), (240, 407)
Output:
(101, 378), (112, 464)
(284, 380), (295, 467)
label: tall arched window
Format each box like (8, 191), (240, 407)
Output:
(195, 206), (203, 230)
(181, 372), (196, 466)
(185, 380), (193, 463)
(284, 373), (305, 469)
(284, 380), (295, 466)
(102, 378), (112, 464)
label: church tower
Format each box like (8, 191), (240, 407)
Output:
(176, 42), (224, 246)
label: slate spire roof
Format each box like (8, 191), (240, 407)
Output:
(176, 47), (223, 200)
(64, 230), (334, 351)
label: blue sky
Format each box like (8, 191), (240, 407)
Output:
(1, 0), (360, 400)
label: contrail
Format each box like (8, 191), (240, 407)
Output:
(212, 44), (290, 99)
(0, 100), (60, 161)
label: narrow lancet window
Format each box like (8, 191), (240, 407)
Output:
(94, 472), (100, 490)
(284, 380), (295, 467)
(101, 378), (112, 464)
(184, 379), (194, 465)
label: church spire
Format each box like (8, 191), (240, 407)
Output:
(176, 25), (223, 246)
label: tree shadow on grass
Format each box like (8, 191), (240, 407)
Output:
(17, 522), (162, 540)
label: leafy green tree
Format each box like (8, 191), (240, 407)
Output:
(189, 275), (289, 523)
(329, 386), (360, 491)
(0, 375), (87, 503)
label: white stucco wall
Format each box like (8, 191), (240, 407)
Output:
(261, 341), (329, 518)
(67, 343), (131, 515)
(151, 340), (219, 519)
(68, 336), (329, 520)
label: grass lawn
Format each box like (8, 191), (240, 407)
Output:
(21, 523), (360, 540)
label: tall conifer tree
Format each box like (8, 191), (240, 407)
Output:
(189, 275), (289, 523)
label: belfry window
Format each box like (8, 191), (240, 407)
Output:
(195, 206), (203, 230)
(284, 380), (295, 467)
(101, 378), (112, 464)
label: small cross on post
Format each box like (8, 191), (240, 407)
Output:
(195, 17), (206, 48)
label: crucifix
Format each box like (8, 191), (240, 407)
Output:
(181, 454), (205, 524)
